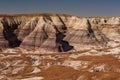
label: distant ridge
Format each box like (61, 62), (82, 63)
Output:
(0, 13), (74, 17)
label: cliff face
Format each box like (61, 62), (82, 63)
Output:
(0, 14), (120, 53)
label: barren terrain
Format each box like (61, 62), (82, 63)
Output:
(0, 13), (120, 80)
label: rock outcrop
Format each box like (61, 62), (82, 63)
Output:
(0, 13), (120, 53)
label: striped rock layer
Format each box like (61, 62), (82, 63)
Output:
(0, 14), (120, 52)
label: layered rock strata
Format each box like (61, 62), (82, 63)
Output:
(0, 14), (120, 53)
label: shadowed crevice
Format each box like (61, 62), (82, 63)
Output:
(1, 17), (21, 48)
(54, 25), (73, 52)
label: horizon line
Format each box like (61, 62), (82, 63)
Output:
(0, 12), (119, 17)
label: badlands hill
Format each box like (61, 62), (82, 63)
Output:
(0, 13), (120, 53)
(0, 13), (120, 80)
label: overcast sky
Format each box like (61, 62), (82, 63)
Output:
(0, 0), (120, 16)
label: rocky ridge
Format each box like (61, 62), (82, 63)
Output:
(0, 14), (120, 53)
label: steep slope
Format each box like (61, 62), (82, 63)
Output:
(0, 13), (120, 53)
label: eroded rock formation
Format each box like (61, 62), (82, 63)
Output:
(0, 14), (120, 52)
(0, 13), (120, 80)
(1, 17), (21, 48)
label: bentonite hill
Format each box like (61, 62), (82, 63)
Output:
(0, 13), (120, 80)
